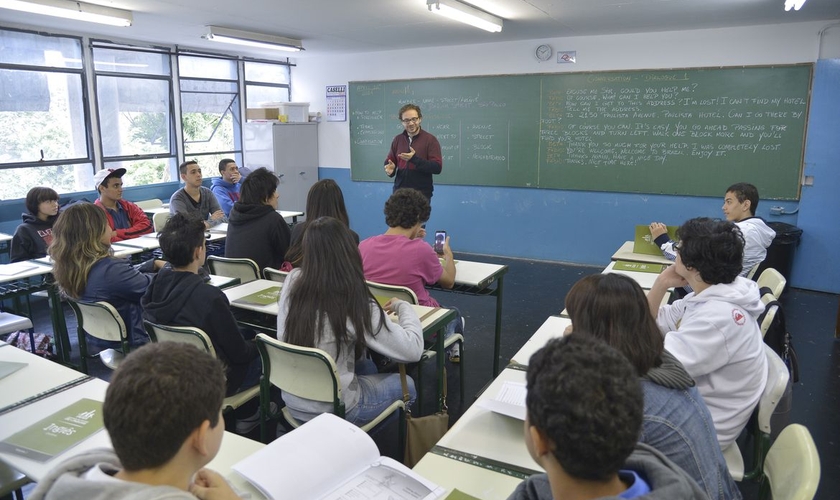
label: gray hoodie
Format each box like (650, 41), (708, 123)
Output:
(30, 448), (196, 500)
(507, 444), (710, 500)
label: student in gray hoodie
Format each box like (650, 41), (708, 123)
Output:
(30, 343), (242, 500)
(508, 335), (709, 500)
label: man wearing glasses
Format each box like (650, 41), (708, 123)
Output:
(384, 104), (442, 204)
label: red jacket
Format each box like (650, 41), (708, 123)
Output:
(95, 199), (153, 242)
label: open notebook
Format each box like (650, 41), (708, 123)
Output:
(233, 413), (445, 500)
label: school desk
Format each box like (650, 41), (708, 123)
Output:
(611, 241), (674, 266)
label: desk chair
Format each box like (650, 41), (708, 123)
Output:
(255, 333), (405, 447)
(757, 268), (786, 299)
(152, 211), (170, 232)
(723, 344), (790, 481)
(746, 262), (762, 280)
(144, 322), (260, 416)
(207, 256), (260, 284)
(263, 267), (289, 283)
(758, 424), (820, 500)
(0, 462), (29, 500)
(67, 300), (131, 373)
(135, 198), (163, 210)
(760, 303), (779, 338)
(366, 280), (466, 404)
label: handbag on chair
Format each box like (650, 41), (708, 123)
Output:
(400, 364), (450, 467)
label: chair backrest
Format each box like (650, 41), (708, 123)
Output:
(153, 211), (170, 232)
(746, 261), (762, 280)
(135, 198), (163, 210)
(255, 333), (342, 413)
(366, 280), (418, 306)
(263, 267), (289, 283)
(760, 304), (779, 338)
(144, 321), (216, 357)
(763, 424), (820, 500)
(68, 300), (128, 343)
(757, 344), (791, 434)
(207, 256), (260, 284)
(757, 268), (786, 298)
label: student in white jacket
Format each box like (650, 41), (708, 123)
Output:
(722, 182), (776, 276)
(647, 217), (767, 448)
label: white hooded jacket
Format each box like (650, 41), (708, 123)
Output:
(656, 277), (768, 448)
(735, 217), (776, 276)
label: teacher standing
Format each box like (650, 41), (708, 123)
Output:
(384, 104), (442, 203)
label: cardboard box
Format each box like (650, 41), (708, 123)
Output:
(246, 108), (279, 121)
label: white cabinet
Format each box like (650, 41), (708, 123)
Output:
(243, 122), (318, 214)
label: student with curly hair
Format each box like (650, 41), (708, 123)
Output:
(565, 273), (740, 500)
(647, 217), (767, 448)
(510, 334), (708, 500)
(358, 188), (463, 359)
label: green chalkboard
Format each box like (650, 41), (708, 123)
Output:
(349, 65), (811, 199)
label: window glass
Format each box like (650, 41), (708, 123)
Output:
(244, 61), (289, 84)
(104, 158), (177, 186)
(184, 153), (243, 178)
(179, 55), (236, 80)
(97, 76), (172, 157)
(0, 29), (82, 68)
(246, 84), (289, 107)
(93, 48), (170, 76)
(0, 163), (92, 199)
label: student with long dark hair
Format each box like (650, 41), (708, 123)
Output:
(285, 179), (357, 269)
(11, 186), (60, 262)
(277, 217), (424, 425)
(565, 273), (740, 500)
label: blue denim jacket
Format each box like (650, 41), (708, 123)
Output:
(641, 379), (741, 500)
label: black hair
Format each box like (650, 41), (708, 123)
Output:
(159, 213), (206, 267)
(218, 158), (236, 174)
(179, 160), (198, 176)
(25, 186), (59, 215)
(726, 183), (760, 216)
(676, 217), (744, 285)
(239, 167), (279, 205)
(526, 335), (643, 481)
(383, 189), (430, 229)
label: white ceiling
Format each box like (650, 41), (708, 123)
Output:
(1, 0), (839, 59)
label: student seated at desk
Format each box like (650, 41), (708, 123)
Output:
(93, 168), (153, 242)
(284, 179), (358, 269)
(10, 186), (59, 262)
(170, 160), (226, 229)
(277, 217), (424, 426)
(565, 273), (740, 500)
(142, 213), (261, 399)
(210, 158), (242, 218)
(510, 335), (708, 500)
(649, 182), (775, 278)
(358, 188), (463, 360)
(50, 203), (164, 367)
(225, 167), (291, 272)
(647, 217), (767, 449)
(31, 342), (243, 500)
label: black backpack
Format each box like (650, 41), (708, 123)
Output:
(757, 287), (799, 383)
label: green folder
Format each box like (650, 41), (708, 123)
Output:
(446, 489), (481, 500)
(0, 398), (104, 462)
(233, 286), (282, 306)
(633, 225), (679, 256)
(612, 260), (665, 274)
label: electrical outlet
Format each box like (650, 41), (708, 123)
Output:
(770, 206), (783, 215)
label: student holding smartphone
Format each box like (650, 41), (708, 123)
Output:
(359, 189), (464, 361)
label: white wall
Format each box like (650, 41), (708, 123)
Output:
(291, 21), (831, 168)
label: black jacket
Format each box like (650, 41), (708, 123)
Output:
(141, 267), (258, 396)
(11, 212), (57, 262)
(225, 202), (291, 271)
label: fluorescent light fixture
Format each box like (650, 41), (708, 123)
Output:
(427, 0), (503, 33)
(784, 0), (806, 10)
(0, 0), (132, 26)
(203, 26), (303, 53)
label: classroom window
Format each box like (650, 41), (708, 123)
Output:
(244, 61), (290, 108)
(179, 55), (241, 177)
(0, 28), (92, 198)
(93, 45), (176, 188)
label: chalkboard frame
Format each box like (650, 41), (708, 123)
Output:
(349, 64), (812, 200)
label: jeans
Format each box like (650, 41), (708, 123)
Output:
(345, 358), (416, 426)
(641, 380), (742, 500)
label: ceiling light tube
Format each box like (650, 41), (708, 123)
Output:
(427, 0), (503, 33)
(204, 26), (303, 52)
(0, 0), (132, 26)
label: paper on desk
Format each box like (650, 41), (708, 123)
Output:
(477, 381), (527, 420)
(0, 262), (38, 276)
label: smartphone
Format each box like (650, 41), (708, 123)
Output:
(434, 230), (446, 255)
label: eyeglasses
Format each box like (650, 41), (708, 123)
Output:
(401, 117), (420, 124)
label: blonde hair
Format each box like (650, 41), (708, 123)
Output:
(49, 203), (111, 299)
